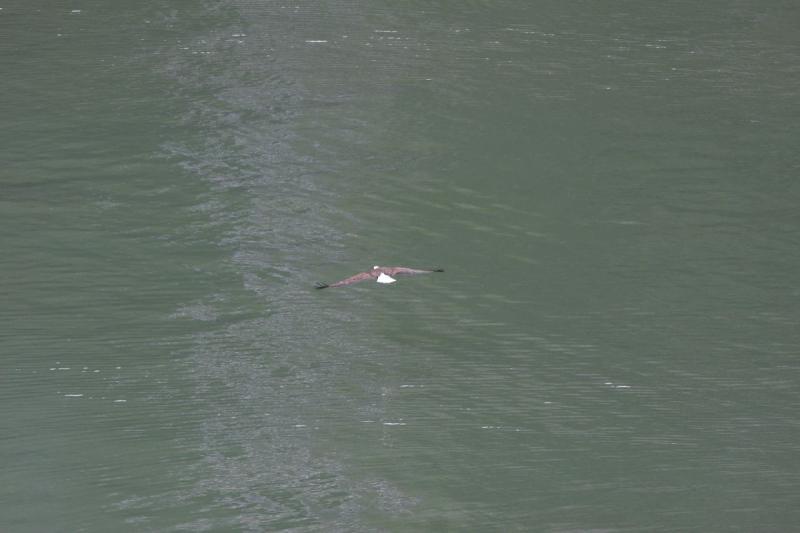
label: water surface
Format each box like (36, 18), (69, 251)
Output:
(2, 1), (799, 531)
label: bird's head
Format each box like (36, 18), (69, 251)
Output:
(373, 265), (380, 270)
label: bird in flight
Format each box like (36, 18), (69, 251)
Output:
(315, 265), (444, 289)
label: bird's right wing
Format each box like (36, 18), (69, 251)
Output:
(316, 271), (373, 289)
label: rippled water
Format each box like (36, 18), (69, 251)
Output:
(3, 1), (800, 531)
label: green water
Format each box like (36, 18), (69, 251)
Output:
(3, 1), (799, 531)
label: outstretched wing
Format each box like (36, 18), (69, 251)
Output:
(383, 266), (444, 277)
(316, 271), (374, 289)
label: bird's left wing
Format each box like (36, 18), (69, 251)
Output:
(384, 266), (444, 277)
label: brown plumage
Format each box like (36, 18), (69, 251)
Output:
(315, 265), (444, 289)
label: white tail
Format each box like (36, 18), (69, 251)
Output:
(376, 273), (396, 284)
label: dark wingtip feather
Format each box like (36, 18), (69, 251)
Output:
(315, 282), (329, 289)
(434, 268), (444, 272)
